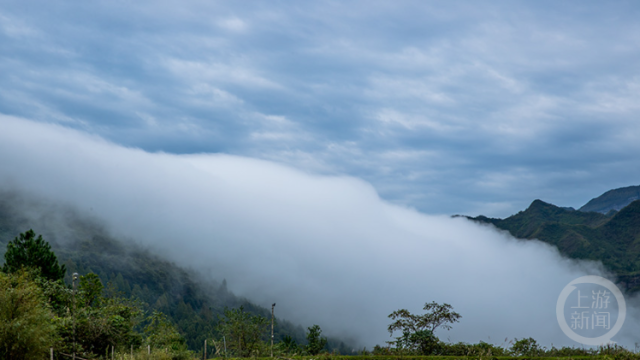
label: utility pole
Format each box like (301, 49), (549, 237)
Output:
(72, 272), (79, 360)
(271, 303), (276, 358)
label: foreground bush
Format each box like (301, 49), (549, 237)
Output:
(0, 271), (60, 360)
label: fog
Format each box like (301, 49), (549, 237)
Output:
(0, 115), (637, 348)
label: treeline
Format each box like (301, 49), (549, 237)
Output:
(0, 229), (339, 359)
(370, 338), (640, 358)
(377, 302), (640, 359)
(4, 230), (640, 359)
(0, 192), (353, 354)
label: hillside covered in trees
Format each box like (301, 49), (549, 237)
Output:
(0, 190), (353, 356)
(467, 186), (640, 291)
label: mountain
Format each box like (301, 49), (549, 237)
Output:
(468, 196), (640, 292)
(0, 190), (353, 353)
(579, 185), (640, 214)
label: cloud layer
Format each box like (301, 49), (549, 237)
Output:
(1, 1), (640, 217)
(2, 115), (638, 348)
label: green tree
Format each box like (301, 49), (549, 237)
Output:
(0, 270), (60, 360)
(216, 306), (269, 357)
(510, 337), (542, 357)
(276, 335), (300, 355)
(388, 302), (461, 355)
(144, 311), (187, 350)
(79, 273), (104, 307)
(53, 274), (144, 357)
(305, 324), (327, 355)
(2, 229), (66, 282)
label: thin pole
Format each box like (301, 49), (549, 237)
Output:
(271, 303), (275, 357)
(72, 273), (78, 360)
(51, 347), (53, 360)
(223, 336), (227, 358)
(204, 339), (207, 360)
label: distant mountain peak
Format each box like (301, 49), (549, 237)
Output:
(579, 185), (640, 214)
(467, 189), (640, 291)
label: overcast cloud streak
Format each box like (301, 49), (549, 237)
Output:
(2, 116), (639, 348)
(1, 1), (640, 217)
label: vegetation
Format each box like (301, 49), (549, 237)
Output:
(0, 270), (59, 359)
(0, 191), (337, 353)
(4, 189), (640, 358)
(216, 306), (269, 357)
(0, 190), (353, 356)
(387, 302), (461, 355)
(0, 230), (345, 359)
(2, 229), (66, 281)
(306, 324), (328, 355)
(468, 199), (640, 291)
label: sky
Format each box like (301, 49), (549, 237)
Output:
(3, 116), (640, 348)
(1, 0), (640, 217)
(2, 0), (640, 349)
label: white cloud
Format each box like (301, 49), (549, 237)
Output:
(217, 17), (248, 32)
(163, 58), (282, 90)
(0, 13), (39, 38)
(1, 115), (638, 348)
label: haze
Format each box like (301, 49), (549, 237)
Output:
(1, 117), (638, 348)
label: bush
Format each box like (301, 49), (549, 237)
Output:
(0, 271), (60, 360)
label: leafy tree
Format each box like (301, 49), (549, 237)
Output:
(145, 311), (187, 349)
(388, 302), (461, 355)
(2, 229), (66, 282)
(0, 270), (60, 360)
(216, 306), (269, 357)
(144, 311), (191, 359)
(79, 272), (104, 307)
(305, 324), (328, 355)
(510, 337), (542, 357)
(276, 335), (300, 355)
(53, 273), (144, 357)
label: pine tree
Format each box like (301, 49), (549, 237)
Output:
(2, 229), (66, 282)
(305, 325), (327, 355)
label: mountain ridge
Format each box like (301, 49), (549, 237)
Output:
(467, 186), (640, 291)
(579, 185), (640, 214)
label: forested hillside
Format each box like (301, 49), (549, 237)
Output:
(0, 190), (352, 353)
(468, 196), (640, 291)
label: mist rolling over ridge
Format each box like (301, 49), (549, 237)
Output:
(1, 115), (638, 348)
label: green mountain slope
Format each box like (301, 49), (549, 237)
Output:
(579, 185), (640, 214)
(469, 199), (640, 291)
(0, 190), (353, 353)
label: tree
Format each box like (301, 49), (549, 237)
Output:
(2, 229), (66, 282)
(277, 335), (300, 355)
(144, 311), (188, 354)
(305, 324), (327, 355)
(216, 306), (269, 357)
(510, 337), (542, 357)
(0, 270), (60, 360)
(53, 273), (145, 357)
(79, 273), (104, 307)
(388, 302), (461, 355)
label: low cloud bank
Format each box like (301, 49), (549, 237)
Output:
(0, 115), (637, 347)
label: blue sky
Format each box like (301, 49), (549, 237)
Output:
(2, 0), (640, 217)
